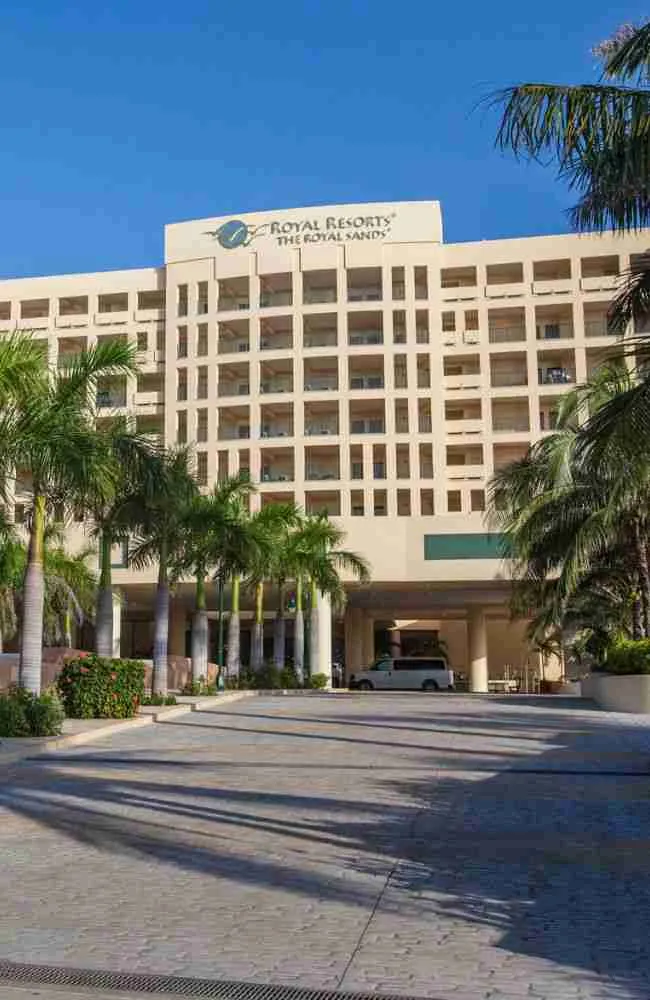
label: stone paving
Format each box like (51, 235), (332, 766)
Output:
(1, 693), (650, 1000)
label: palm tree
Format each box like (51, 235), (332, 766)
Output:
(0, 338), (138, 693)
(172, 474), (256, 684)
(488, 363), (650, 648)
(245, 503), (299, 673)
(42, 529), (97, 648)
(88, 418), (160, 658)
(493, 21), (650, 447)
(0, 511), (24, 653)
(128, 447), (197, 696)
(291, 514), (370, 682)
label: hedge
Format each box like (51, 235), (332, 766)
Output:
(604, 639), (650, 676)
(57, 655), (145, 718)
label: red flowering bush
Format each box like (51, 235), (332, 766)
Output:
(57, 656), (145, 719)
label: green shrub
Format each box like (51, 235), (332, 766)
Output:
(57, 655), (145, 718)
(181, 677), (218, 696)
(142, 693), (178, 706)
(307, 673), (329, 690)
(0, 686), (64, 738)
(604, 639), (650, 675)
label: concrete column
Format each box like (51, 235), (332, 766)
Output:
(344, 606), (363, 680)
(316, 591), (332, 686)
(112, 592), (122, 658)
(169, 601), (187, 657)
(361, 613), (375, 667)
(388, 629), (401, 657)
(468, 609), (488, 693)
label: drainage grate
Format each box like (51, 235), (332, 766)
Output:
(0, 961), (435, 1000)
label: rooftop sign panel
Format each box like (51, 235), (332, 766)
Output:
(165, 201), (442, 262)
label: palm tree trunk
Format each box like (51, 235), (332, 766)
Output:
(273, 582), (285, 670)
(294, 575), (304, 685)
(191, 574), (208, 685)
(632, 520), (650, 637)
(64, 605), (73, 649)
(309, 578), (319, 683)
(152, 541), (169, 696)
(95, 528), (114, 657)
(19, 493), (46, 694)
(632, 591), (644, 641)
(251, 581), (264, 673)
(226, 575), (240, 680)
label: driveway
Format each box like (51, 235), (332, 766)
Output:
(1, 693), (650, 1000)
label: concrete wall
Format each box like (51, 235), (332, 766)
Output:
(582, 673), (650, 713)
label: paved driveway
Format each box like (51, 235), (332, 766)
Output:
(1, 694), (650, 1000)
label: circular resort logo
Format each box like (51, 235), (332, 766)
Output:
(205, 219), (267, 249)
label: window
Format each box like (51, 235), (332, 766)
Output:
(414, 266), (428, 300)
(465, 309), (479, 331)
(156, 327), (166, 352)
(394, 355), (407, 389)
(447, 490), (462, 513)
(197, 281), (208, 314)
(420, 489), (435, 516)
(0, 301), (10, 320)
(373, 489), (387, 516)
(196, 452), (208, 486)
(59, 295), (88, 316)
(177, 410), (187, 444)
(395, 658), (446, 671)
(397, 489), (411, 516)
(177, 369), (187, 402)
(351, 490), (364, 516)
(20, 298), (49, 319)
(137, 330), (148, 352)
(177, 284), (188, 317)
(137, 290), (165, 310)
(177, 326), (188, 359)
(197, 408), (208, 442)
(197, 366), (208, 400)
(391, 266), (405, 300)
(471, 489), (486, 512)
(393, 309), (407, 344)
(197, 324), (208, 356)
(442, 311), (456, 332)
(98, 293), (127, 314)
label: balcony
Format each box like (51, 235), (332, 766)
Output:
(260, 402), (293, 440)
(440, 266), (478, 301)
(218, 405), (250, 441)
(492, 399), (530, 433)
(491, 369), (528, 388)
(260, 315), (293, 351)
(446, 464), (484, 480)
(304, 401), (338, 438)
(303, 270), (337, 305)
(304, 329), (337, 349)
(218, 381), (250, 398)
(538, 366), (575, 386)
(261, 469), (293, 483)
(304, 376), (337, 392)
(135, 388), (164, 408)
(350, 374), (384, 390)
(305, 446), (340, 482)
(446, 417), (483, 435)
(348, 267), (382, 303)
(217, 276), (249, 312)
(304, 357), (338, 393)
(261, 446), (294, 484)
(349, 400), (385, 436)
(443, 372), (482, 390)
(260, 272), (292, 309)
(348, 330), (383, 346)
(581, 255), (619, 292)
(261, 378), (292, 394)
(96, 390), (127, 409)
(536, 321), (574, 341)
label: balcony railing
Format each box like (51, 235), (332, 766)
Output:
(260, 379), (293, 394)
(538, 367), (575, 385)
(261, 426), (292, 438)
(304, 332), (337, 348)
(218, 298), (250, 312)
(585, 318), (612, 337)
(489, 325), (526, 344)
(491, 371), (528, 387)
(261, 470), (293, 483)
(492, 419), (530, 432)
(350, 375), (384, 390)
(349, 332), (383, 346)
(260, 292), (292, 308)
(536, 322), (574, 341)
(260, 336), (292, 350)
(218, 382), (250, 397)
(306, 469), (339, 481)
(219, 426), (250, 440)
(303, 289), (337, 304)
(348, 288), (382, 302)
(96, 392), (126, 408)
(304, 378), (337, 391)
(350, 419), (385, 434)
(305, 424), (338, 436)
(219, 341), (250, 354)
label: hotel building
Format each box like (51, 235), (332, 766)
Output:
(0, 201), (642, 688)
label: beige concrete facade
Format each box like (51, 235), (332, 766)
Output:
(1, 201), (644, 687)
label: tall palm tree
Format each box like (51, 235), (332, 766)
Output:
(173, 474), (257, 684)
(0, 511), (24, 653)
(493, 21), (650, 446)
(291, 514), (370, 681)
(245, 503), (299, 673)
(88, 417), (160, 658)
(0, 338), (137, 693)
(128, 447), (198, 695)
(42, 531), (97, 648)
(488, 363), (650, 647)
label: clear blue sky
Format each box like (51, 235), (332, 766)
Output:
(1, 2), (646, 278)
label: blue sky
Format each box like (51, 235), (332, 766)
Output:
(0, 2), (645, 277)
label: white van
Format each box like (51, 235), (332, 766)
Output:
(349, 656), (454, 692)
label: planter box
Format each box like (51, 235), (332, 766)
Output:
(582, 673), (650, 713)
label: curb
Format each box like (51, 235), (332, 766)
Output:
(0, 714), (154, 768)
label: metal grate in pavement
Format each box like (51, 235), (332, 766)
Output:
(0, 961), (435, 1000)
